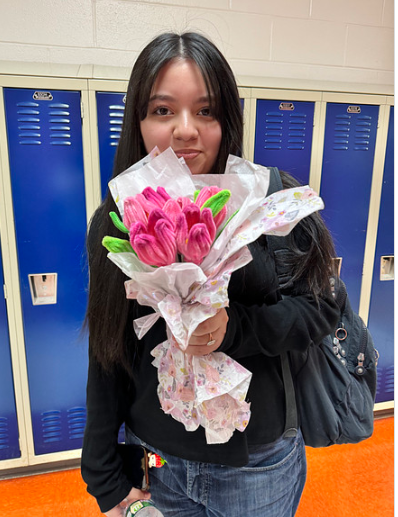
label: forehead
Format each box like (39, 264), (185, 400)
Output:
(150, 59), (210, 96)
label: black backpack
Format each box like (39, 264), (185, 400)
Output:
(267, 167), (378, 447)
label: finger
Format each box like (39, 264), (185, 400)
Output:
(124, 488), (151, 504)
(188, 330), (218, 346)
(190, 309), (228, 338)
(185, 341), (220, 356)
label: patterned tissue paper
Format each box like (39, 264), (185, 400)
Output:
(102, 147), (324, 444)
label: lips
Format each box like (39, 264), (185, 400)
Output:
(174, 149), (201, 160)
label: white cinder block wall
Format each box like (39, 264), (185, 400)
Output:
(0, 0), (393, 88)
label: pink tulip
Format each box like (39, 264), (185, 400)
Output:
(182, 204), (200, 231)
(141, 186), (170, 208)
(177, 196), (192, 210)
(175, 213), (189, 255)
(162, 199), (182, 224)
(200, 208), (216, 242)
(175, 211), (213, 265)
(129, 221), (146, 245)
(147, 208), (175, 236)
(124, 195), (148, 227)
(131, 225), (177, 267)
(129, 209), (177, 267)
(185, 224), (212, 264)
(133, 234), (170, 266)
(153, 219), (177, 264)
(111, 186), (229, 267)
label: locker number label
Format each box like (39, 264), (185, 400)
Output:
(279, 102), (295, 111)
(347, 105), (361, 114)
(33, 91), (53, 101)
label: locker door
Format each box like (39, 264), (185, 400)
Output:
(3, 88), (88, 455)
(96, 90), (127, 442)
(320, 103), (379, 313)
(254, 99), (315, 185)
(0, 237), (20, 460)
(367, 106), (394, 403)
(96, 92), (125, 199)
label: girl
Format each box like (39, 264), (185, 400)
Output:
(81, 32), (339, 517)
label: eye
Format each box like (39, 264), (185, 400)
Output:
(198, 107), (212, 117)
(154, 106), (172, 116)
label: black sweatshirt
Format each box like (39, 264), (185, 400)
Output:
(81, 235), (340, 513)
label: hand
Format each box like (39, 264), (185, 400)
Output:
(184, 309), (229, 356)
(104, 487), (151, 516)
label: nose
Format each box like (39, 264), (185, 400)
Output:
(173, 112), (198, 141)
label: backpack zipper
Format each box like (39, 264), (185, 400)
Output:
(355, 320), (367, 376)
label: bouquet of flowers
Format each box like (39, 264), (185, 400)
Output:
(103, 147), (324, 444)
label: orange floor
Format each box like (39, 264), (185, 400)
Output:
(296, 416), (394, 517)
(0, 417), (393, 516)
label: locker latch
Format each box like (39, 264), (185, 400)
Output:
(380, 256), (394, 281)
(28, 273), (58, 305)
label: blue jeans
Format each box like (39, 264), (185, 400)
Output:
(125, 428), (307, 517)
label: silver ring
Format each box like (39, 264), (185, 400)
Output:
(207, 333), (216, 347)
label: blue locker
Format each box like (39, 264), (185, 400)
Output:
(254, 99), (315, 185)
(0, 238), (20, 460)
(96, 92), (125, 199)
(3, 88), (89, 455)
(96, 91), (127, 443)
(320, 103), (379, 313)
(367, 106), (394, 403)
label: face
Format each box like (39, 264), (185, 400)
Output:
(140, 59), (222, 175)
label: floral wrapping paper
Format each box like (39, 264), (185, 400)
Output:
(106, 147), (324, 444)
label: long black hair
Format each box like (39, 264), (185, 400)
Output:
(85, 32), (243, 372)
(85, 32), (336, 373)
(278, 171), (336, 296)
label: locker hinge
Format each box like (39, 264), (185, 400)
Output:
(3, 284), (7, 299)
(80, 101), (84, 119)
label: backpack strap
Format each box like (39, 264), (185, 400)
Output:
(266, 167), (298, 438)
(281, 353), (299, 437)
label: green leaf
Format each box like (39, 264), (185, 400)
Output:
(201, 189), (231, 217)
(102, 236), (135, 254)
(109, 211), (129, 233)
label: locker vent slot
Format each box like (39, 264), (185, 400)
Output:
(354, 116), (372, 151)
(263, 111), (308, 151)
(41, 410), (62, 442)
(17, 102), (41, 145)
(108, 104), (125, 146)
(0, 417), (9, 450)
(264, 112), (283, 149)
(49, 103), (72, 146)
(333, 115), (351, 150)
(67, 406), (86, 440)
(377, 365), (394, 397)
(384, 365), (394, 394)
(333, 113), (375, 151)
(287, 112), (307, 150)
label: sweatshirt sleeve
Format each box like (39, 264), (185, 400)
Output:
(219, 292), (340, 360)
(81, 352), (134, 513)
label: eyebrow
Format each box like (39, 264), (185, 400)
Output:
(148, 94), (211, 104)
